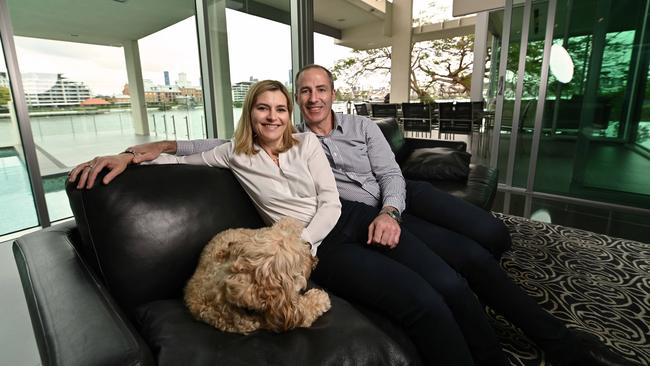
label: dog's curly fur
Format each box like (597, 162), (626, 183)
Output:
(184, 217), (331, 334)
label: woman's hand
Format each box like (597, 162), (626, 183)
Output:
(68, 153), (134, 189)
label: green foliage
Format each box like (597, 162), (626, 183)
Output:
(0, 86), (11, 106)
(637, 123), (650, 144)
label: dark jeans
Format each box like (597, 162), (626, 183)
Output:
(404, 180), (512, 259)
(313, 200), (508, 366)
(403, 180), (572, 358)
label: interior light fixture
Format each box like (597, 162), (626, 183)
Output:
(549, 44), (574, 84)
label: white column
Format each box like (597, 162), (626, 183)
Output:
(470, 11), (489, 102)
(122, 40), (149, 135)
(389, 0), (413, 103)
(291, 0), (313, 124)
(207, 0), (234, 138)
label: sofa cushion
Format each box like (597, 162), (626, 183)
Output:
(429, 164), (499, 210)
(136, 296), (414, 366)
(66, 165), (265, 314)
(401, 147), (471, 181)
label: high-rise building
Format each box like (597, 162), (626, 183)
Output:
(21, 73), (92, 107)
(231, 78), (257, 103)
(164, 71), (170, 86)
(176, 72), (190, 88)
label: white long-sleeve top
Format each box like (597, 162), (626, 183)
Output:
(147, 132), (341, 255)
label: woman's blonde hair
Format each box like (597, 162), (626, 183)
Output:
(233, 80), (298, 155)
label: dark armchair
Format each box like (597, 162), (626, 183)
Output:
(375, 117), (498, 210)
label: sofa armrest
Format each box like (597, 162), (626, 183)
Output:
(13, 222), (153, 366)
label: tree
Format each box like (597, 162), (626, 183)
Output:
(332, 34), (477, 101)
(0, 86), (10, 106)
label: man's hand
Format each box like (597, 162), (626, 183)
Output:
(367, 210), (401, 248)
(68, 154), (134, 189)
(129, 140), (177, 163)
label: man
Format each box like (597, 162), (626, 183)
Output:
(70, 66), (633, 366)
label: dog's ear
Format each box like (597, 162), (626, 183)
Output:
(224, 271), (266, 311)
(257, 251), (312, 331)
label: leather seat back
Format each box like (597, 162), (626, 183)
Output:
(66, 164), (264, 314)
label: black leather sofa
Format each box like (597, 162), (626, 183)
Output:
(11, 121), (497, 366)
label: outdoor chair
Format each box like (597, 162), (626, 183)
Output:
(354, 103), (370, 116)
(438, 101), (475, 147)
(371, 103), (399, 118)
(401, 102), (434, 138)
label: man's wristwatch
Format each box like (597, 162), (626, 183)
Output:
(380, 208), (402, 224)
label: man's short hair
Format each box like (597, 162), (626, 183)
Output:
(295, 64), (334, 90)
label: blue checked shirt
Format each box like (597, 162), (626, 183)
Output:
(176, 112), (406, 213)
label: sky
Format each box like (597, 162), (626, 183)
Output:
(3, 9), (354, 97)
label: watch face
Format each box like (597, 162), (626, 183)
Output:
(387, 210), (401, 223)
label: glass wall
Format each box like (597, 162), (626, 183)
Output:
(314, 33), (354, 113)
(536, 0), (650, 207)
(139, 17), (206, 142)
(489, 0), (650, 240)
(13, 37), (130, 221)
(3, 0), (203, 231)
(0, 39), (38, 236)
(225, 7), (292, 126)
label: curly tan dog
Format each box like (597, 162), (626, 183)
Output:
(184, 217), (331, 334)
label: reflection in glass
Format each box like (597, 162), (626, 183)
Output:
(549, 44), (574, 83)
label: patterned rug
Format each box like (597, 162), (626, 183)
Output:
(490, 213), (650, 366)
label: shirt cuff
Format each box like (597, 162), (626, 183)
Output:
(300, 230), (317, 256)
(175, 141), (194, 156)
(382, 197), (405, 214)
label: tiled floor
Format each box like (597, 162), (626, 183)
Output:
(0, 240), (40, 366)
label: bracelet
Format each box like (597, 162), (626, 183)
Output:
(121, 148), (136, 157)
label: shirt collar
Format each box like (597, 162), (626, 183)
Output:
(298, 110), (344, 135)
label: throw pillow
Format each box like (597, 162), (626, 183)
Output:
(401, 147), (471, 181)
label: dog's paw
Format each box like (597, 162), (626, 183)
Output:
(304, 288), (331, 315)
(294, 289), (331, 328)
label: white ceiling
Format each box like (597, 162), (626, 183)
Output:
(7, 0), (386, 47)
(8, 0), (196, 46)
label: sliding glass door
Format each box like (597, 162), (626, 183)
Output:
(489, 0), (650, 241)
